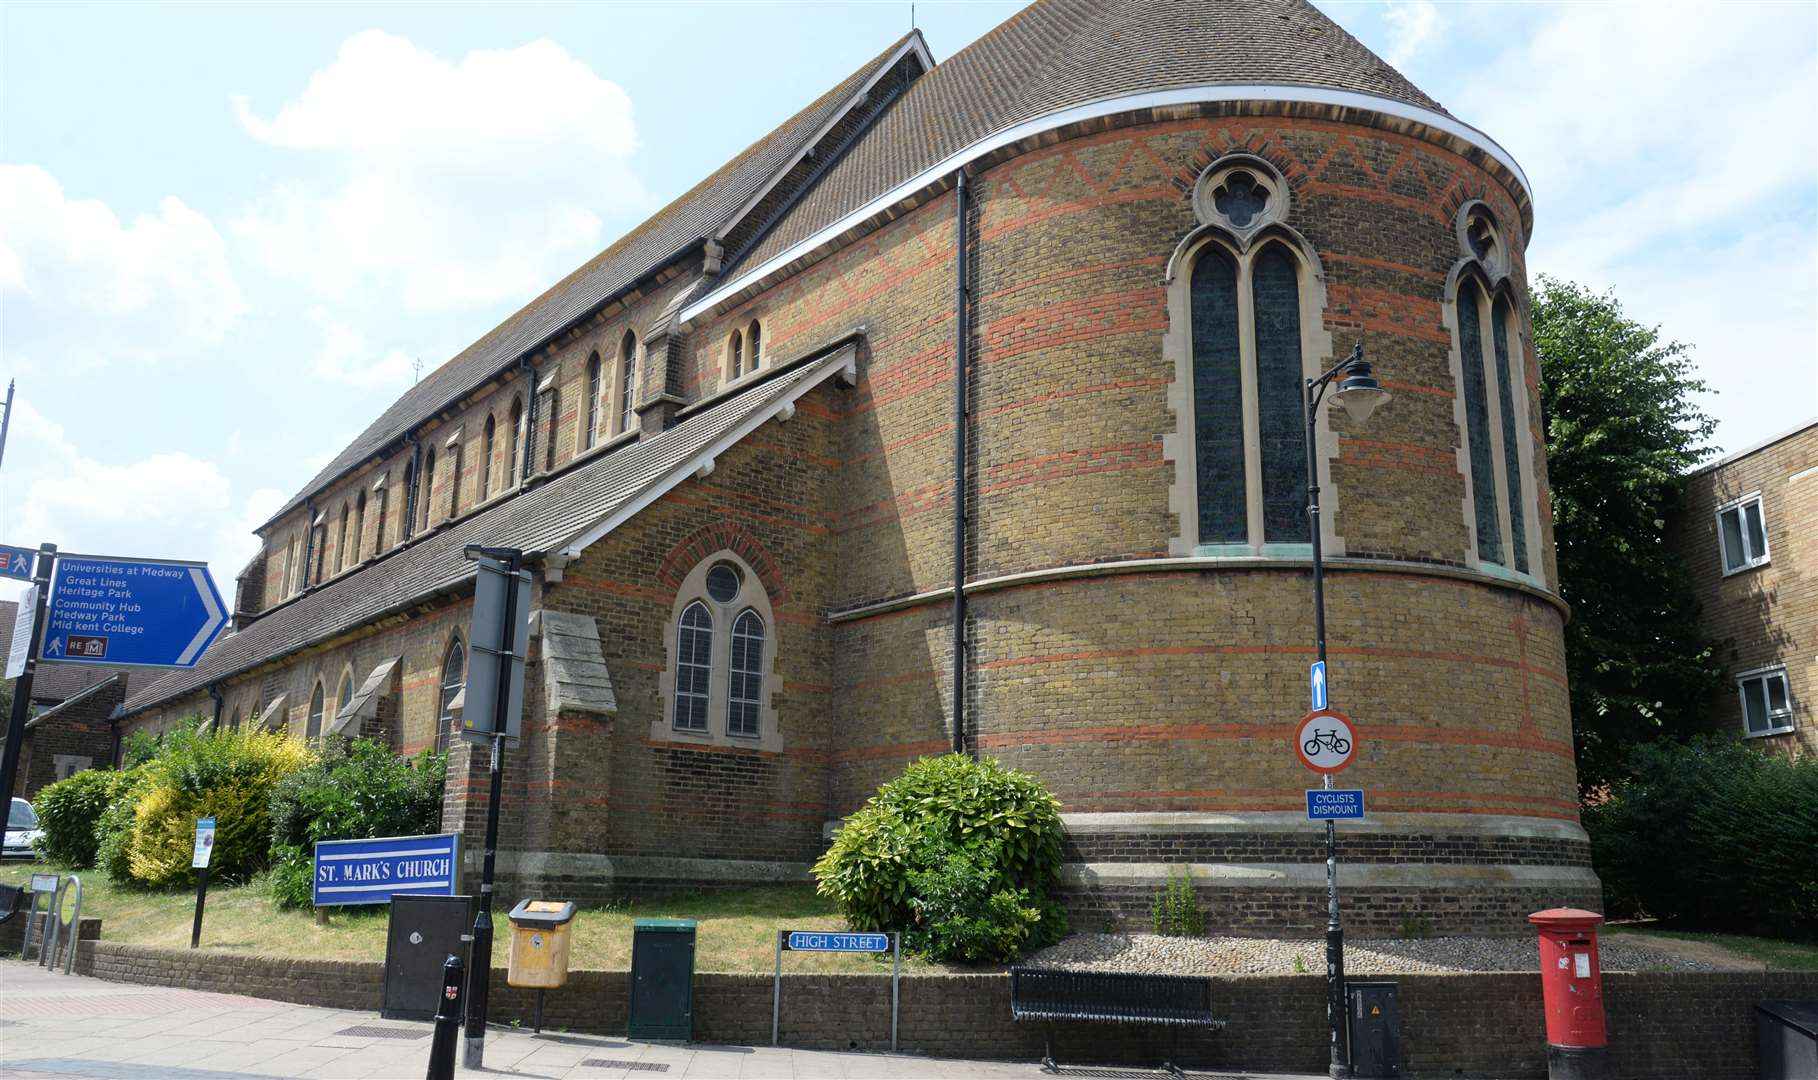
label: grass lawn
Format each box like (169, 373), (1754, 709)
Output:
(1606, 924), (1818, 971)
(0, 861), (952, 974)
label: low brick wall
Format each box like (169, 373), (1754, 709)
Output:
(44, 938), (1814, 1079)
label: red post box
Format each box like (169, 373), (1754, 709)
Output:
(1529, 908), (1609, 1080)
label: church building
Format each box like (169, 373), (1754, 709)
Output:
(120, 0), (1598, 933)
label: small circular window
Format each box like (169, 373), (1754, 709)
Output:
(705, 561), (743, 603)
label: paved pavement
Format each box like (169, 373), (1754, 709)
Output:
(0, 960), (1322, 1080)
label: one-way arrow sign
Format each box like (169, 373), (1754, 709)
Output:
(43, 555), (227, 668)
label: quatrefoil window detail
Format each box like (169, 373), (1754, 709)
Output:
(1466, 215), (1498, 262)
(1213, 171), (1270, 229)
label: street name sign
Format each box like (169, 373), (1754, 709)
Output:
(313, 833), (461, 907)
(1310, 661), (1327, 710)
(192, 817), (217, 869)
(0, 545), (34, 580)
(42, 555), (227, 668)
(1294, 708), (1357, 774)
(1306, 789), (1365, 820)
(784, 931), (890, 953)
(5, 586), (33, 679)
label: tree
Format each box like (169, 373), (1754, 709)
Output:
(1533, 276), (1724, 793)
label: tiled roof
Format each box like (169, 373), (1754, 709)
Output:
(263, 33), (920, 528)
(735, 0), (1443, 276)
(124, 349), (853, 716)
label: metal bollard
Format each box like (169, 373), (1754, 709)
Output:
(426, 954), (464, 1080)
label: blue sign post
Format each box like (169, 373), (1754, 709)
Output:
(313, 833), (461, 907)
(1310, 660), (1327, 710)
(42, 555), (227, 668)
(784, 931), (890, 953)
(0, 545), (34, 581)
(1306, 789), (1365, 820)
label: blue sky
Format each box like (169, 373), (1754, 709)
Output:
(2, 0), (1814, 600)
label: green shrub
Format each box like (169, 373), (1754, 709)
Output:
(1586, 737), (1818, 937)
(267, 739), (447, 909)
(1151, 865), (1205, 937)
(94, 767), (150, 885)
(813, 754), (1067, 962)
(32, 768), (127, 868)
(113, 724), (313, 887)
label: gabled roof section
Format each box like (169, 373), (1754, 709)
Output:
(263, 32), (927, 529)
(715, 0), (1470, 293)
(125, 345), (858, 717)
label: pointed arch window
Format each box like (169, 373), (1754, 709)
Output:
(481, 416), (496, 501)
(746, 320), (762, 371)
(307, 682), (325, 738)
(507, 398), (524, 488)
(545, 385), (561, 472)
(727, 329), (745, 380)
(1185, 237), (1312, 548)
(374, 476), (389, 552)
(585, 352), (603, 449)
(419, 449), (437, 532)
(337, 670), (354, 727)
(727, 609), (765, 737)
(354, 491), (367, 563)
(618, 331), (638, 435)
(438, 637), (465, 752)
(673, 602), (713, 732)
(337, 504), (351, 573)
(284, 534), (300, 597)
(402, 458), (417, 541)
(449, 438), (465, 518)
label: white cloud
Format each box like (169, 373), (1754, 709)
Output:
(233, 31), (643, 314)
(0, 164), (244, 371)
(0, 399), (279, 591)
(309, 306), (418, 388)
(1381, 1), (1441, 69)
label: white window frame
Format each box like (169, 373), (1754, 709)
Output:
(1736, 665), (1794, 738)
(1715, 492), (1770, 576)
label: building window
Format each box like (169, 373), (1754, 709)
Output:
(1448, 203), (1533, 575)
(337, 671), (354, 726)
(585, 352), (603, 449)
(307, 682), (325, 738)
(402, 458), (416, 541)
(674, 601), (713, 732)
(311, 518), (327, 585)
(337, 504), (351, 573)
(727, 329), (745, 380)
(284, 534), (299, 597)
(375, 476), (388, 552)
(419, 449), (437, 532)
(1186, 239), (1310, 546)
(353, 490), (367, 564)
(449, 438), (465, 518)
(1717, 493), (1769, 574)
(747, 320), (762, 371)
(481, 416), (496, 501)
(438, 637), (465, 752)
(545, 386), (561, 472)
(659, 552), (780, 747)
(1737, 667), (1794, 737)
(508, 398), (524, 487)
(619, 331), (638, 434)
(727, 608), (765, 737)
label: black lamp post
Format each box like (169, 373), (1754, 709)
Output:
(1305, 342), (1389, 1079)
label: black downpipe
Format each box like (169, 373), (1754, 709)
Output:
(951, 169), (969, 758)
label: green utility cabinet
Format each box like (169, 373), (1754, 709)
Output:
(628, 918), (696, 1040)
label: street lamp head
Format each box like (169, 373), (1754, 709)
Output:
(1332, 352), (1390, 425)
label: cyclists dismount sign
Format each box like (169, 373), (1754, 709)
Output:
(1294, 708), (1357, 774)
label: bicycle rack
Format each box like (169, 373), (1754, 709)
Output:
(39, 875), (82, 975)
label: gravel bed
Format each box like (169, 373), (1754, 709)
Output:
(1024, 933), (1721, 975)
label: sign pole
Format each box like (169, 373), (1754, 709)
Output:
(0, 545), (56, 806)
(1306, 374), (1347, 1079)
(772, 931), (783, 1047)
(191, 865), (210, 948)
(189, 817), (216, 948)
(463, 547), (521, 1071)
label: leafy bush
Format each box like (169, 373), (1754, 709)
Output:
(267, 739), (447, 909)
(813, 754), (1067, 962)
(1586, 737), (1818, 937)
(112, 724), (313, 887)
(94, 768), (149, 885)
(32, 768), (127, 868)
(1151, 866), (1205, 937)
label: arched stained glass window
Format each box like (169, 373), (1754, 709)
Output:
(1190, 247), (1245, 544)
(727, 609), (765, 737)
(307, 683), (325, 738)
(438, 637), (465, 753)
(585, 352), (603, 449)
(673, 601), (712, 732)
(1252, 245), (1308, 543)
(1457, 279), (1501, 563)
(1491, 297), (1528, 574)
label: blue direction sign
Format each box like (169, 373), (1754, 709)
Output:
(1310, 660), (1328, 710)
(42, 555), (227, 668)
(1306, 789), (1365, 820)
(313, 833), (461, 907)
(0, 545), (34, 581)
(784, 931), (890, 953)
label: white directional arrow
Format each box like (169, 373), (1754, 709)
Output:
(177, 566), (226, 666)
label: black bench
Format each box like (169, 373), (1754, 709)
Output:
(1010, 966), (1224, 1076)
(0, 883), (25, 925)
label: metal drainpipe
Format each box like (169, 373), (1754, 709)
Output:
(951, 168), (969, 757)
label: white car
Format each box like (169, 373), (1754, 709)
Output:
(4, 797), (40, 860)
